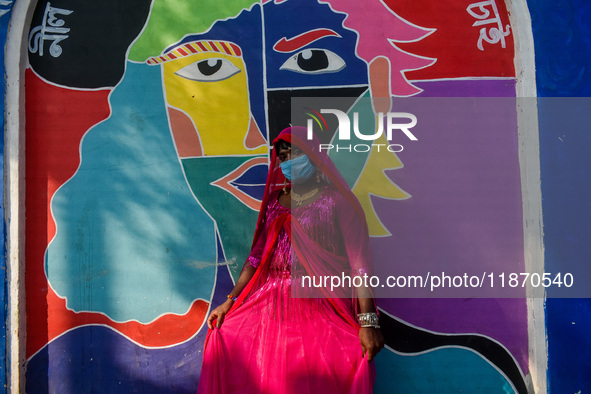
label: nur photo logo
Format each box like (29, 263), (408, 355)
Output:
(305, 108), (418, 153)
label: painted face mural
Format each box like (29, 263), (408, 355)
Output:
(157, 41), (266, 157)
(146, 0), (388, 283)
(25, 0), (531, 393)
(150, 33), (269, 278)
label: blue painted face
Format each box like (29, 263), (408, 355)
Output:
(264, 0), (369, 89)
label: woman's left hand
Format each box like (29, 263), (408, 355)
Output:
(359, 327), (384, 361)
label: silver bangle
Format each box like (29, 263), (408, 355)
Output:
(357, 312), (380, 328)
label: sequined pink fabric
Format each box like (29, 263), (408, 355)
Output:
(248, 188), (342, 265)
(248, 187), (371, 275)
(244, 187), (355, 322)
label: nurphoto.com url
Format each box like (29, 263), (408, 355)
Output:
(300, 271), (574, 293)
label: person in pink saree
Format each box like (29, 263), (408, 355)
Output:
(197, 126), (384, 393)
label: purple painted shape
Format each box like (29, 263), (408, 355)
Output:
(413, 78), (517, 97)
(370, 79), (528, 370)
(373, 94), (524, 298)
(27, 325), (202, 393)
(378, 298), (529, 373)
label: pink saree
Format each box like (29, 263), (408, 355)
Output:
(197, 127), (375, 394)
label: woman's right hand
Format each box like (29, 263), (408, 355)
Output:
(206, 299), (234, 329)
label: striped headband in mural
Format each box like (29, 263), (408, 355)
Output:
(146, 40), (242, 65)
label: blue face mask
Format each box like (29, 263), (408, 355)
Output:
(280, 154), (315, 184)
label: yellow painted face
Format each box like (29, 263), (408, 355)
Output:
(162, 51), (266, 156)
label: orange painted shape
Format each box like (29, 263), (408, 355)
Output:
(26, 287), (209, 358)
(244, 117), (267, 150)
(168, 107), (204, 157)
(369, 56), (392, 113)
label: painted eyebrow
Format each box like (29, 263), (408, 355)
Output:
(273, 28), (341, 53)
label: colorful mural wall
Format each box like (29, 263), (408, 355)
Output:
(0, 0), (588, 392)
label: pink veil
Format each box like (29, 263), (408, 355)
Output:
(223, 126), (373, 326)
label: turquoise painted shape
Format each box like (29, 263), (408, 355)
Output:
(46, 62), (216, 323)
(181, 156), (263, 282)
(374, 347), (516, 393)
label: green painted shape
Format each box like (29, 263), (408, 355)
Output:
(182, 156), (263, 281)
(129, 0), (257, 61)
(328, 92), (374, 188)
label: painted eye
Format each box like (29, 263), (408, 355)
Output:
(280, 48), (345, 74)
(175, 58), (241, 82)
